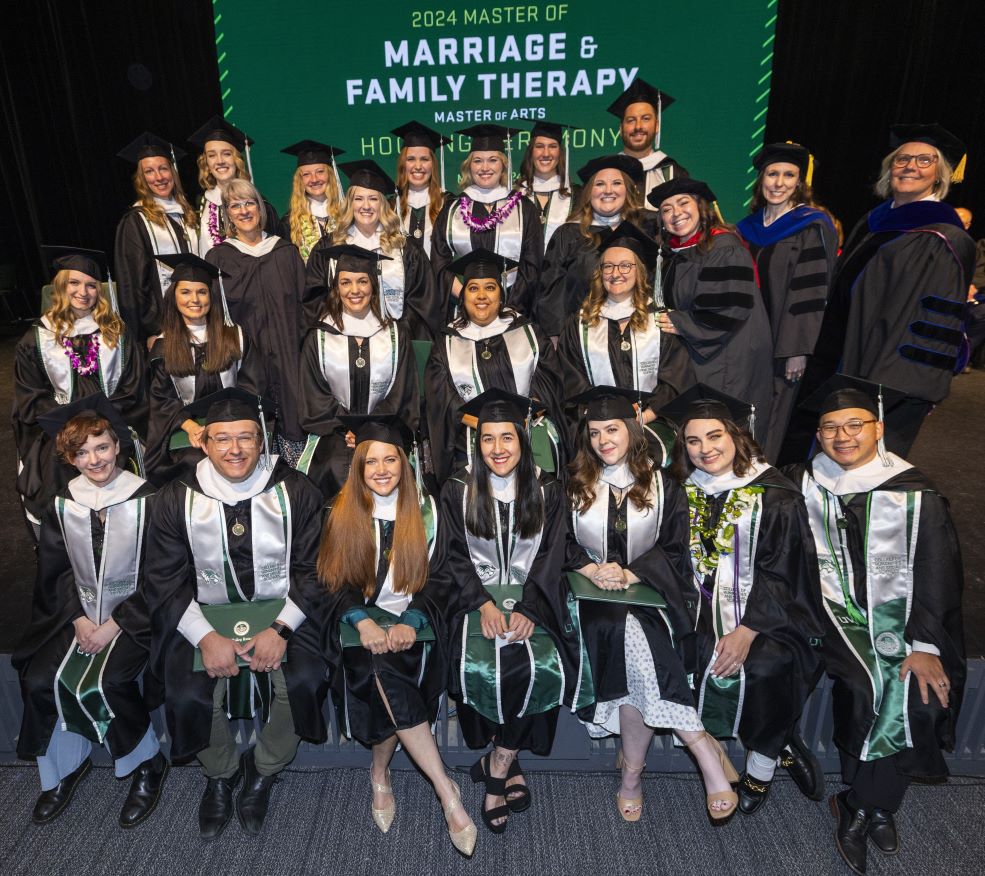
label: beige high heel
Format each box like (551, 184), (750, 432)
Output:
(614, 749), (645, 822)
(444, 781), (478, 857)
(686, 732), (739, 823)
(370, 768), (395, 833)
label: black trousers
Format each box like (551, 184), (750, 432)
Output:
(841, 750), (912, 813)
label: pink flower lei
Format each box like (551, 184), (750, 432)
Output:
(207, 201), (224, 246)
(457, 190), (524, 233)
(62, 332), (100, 376)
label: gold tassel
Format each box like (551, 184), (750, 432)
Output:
(952, 153), (966, 183)
(713, 201), (725, 225)
(806, 153), (815, 188)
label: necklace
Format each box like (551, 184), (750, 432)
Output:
(480, 339), (492, 360)
(355, 337), (366, 368)
(458, 190), (524, 232)
(207, 201), (224, 247)
(231, 518), (246, 537)
(62, 333), (100, 376)
(685, 483), (764, 576)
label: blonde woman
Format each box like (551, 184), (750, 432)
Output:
(279, 140), (344, 263)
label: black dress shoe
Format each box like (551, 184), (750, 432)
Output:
(31, 758), (92, 824)
(236, 750), (278, 836)
(119, 752), (170, 828)
(867, 808), (899, 855)
(780, 733), (825, 800)
(830, 791), (870, 875)
(736, 772), (772, 815)
(199, 768), (242, 840)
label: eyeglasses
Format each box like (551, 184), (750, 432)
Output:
(892, 153), (937, 169)
(601, 262), (635, 275)
(208, 433), (260, 450)
(817, 419), (876, 438)
(228, 200), (258, 212)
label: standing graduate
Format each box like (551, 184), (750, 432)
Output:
(205, 179), (308, 463)
(794, 125), (975, 458)
(536, 154), (649, 339)
(143, 389), (329, 840)
(306, 160), (441, 340)
(144, 253), (263, 485)
(737, 142), (838, 463)
(515, 120), (577, 253)
(651, 178), (774, 445)
(13, 248), (146, 532)
(665, 385), (824, 816)
(113, 132), (202, 347)
(564, 387), (739, 824)
(296, 246), (419, 501)
(431, 125), (544, 316)
(424, 250), (568, 486)
(607, 77), (689, 210)
(188, 116), (279, 255)
(279, 140), (345, 263)
(14, 398), (166, 828)
(391, 121), (453, 260)
(317, 415), (477, 856)
(786, 376), (965, 875)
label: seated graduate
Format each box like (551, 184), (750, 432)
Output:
(431, 125), (544, 317)
(317, 415), (477, 857)
(425, 249), (567, 485)
(187, 115), (279, 254)
(536, 153), (648, 340)
(143, 389), (329, 840)
(391, 120), (454, 259)
(650, 177), (774, 445)
(563, 386), (739, 823)
(429, 389), (592, 834)
(13, 247), (146, 535)
(296, 245), (419, 502)
(145, 253), (263, 485)
(13, 396), (166, 828)
(664, 385), (824, 816)
(785, 376), (966, 876)
(278, 140), (345, 263)
(557, 223), (694, 464)
(515, 120), (577, 253)
(305, 159), (441, 340)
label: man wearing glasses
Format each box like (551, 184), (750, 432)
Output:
(787, 375), (965, 876)
(144, 388), (328, 840)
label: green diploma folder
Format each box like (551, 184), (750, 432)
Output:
(340, 605), (435, 648)
(566, 571), (667, 609)
(467, 584), (545, 638)
(192, 598), (286, 671)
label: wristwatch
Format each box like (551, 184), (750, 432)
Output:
(270, 621), (293, 641)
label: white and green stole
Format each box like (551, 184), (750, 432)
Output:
(36, 319), (123, 405)
(446, 196), (523, 289)
(578, 313), (662, 392)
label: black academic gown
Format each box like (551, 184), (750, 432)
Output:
(785, 461), (966, 779)
(402, 191), (455, 260)
(564, 475), (698, 719)
(12, 323), (147, 522)
(536, 223), (601, 337)
(431, 193), (544, 317)
(13, 481), (157, 759)
(142, 462), (329, 762)
(197, 192), (279, 255)
(690, 467), (823, 757)
(662, 231), (773, 444)
(298, 319), (420, 500)
(424, 316), (568, 485)
(205, 238), (307, 442)
(144, 330), (265, 485)
(639, 155), (690, 210)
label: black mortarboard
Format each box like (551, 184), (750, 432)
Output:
(529, 120), (576, 142)
(280, 140), (345, 167)
(338, 414), (414, 453)
(752, 141), (812, 178)
(338, 159), (397, 196)
(156, 253), (227, 285)
(576, 154), (645, 186)
(390, 121), (451, 151)
(659, 384), (754, 427)
(647, 177), (717, 209)
(456, 124), (520, 153)
(38, 392), (133, 450)
(449, 248), (518, 282)
(319, 244), (392, 274)
(799, 374), (907, 419)
(597, 222), (660, 263)
(460, 388), (535, 427)
(568, 385), (640, 422)
(42, 246), (106, 282)
(188, 115), (251, 151)
(116, 131), (184, 165)
(182, 387), (274, 427)
(606, 77), (676, 119)
(889, 123), (966, 178)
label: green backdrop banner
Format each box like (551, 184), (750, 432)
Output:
(214, 0), (777, 219)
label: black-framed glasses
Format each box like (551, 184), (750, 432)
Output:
(818, 419), (876, 438)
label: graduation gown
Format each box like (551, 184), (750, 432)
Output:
(737, 207), (838, 462)
(205, 237), (307, 441)
(662, 231), (773, 444)
(297, 316), (420, 500)
(400, 191), (454, 260)
(144, 327), (265, 485)
(635, 152), (689, 211)
(786, 458), (965, 779)
(13, 476), (157, 759)
(142, 461), (329, 761)
(277, 201), (335, 264)
(686, 466), (822, 757)
(197, 188), (279, 256)
(523, 183), (574, 253)
(13, 318), (147, 521)
(113, 206), (202, 344)
(424, 315), (568, 485)
(431, 191), (544, 317)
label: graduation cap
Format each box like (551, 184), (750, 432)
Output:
(188, 115), (254, 178)
(38, 392), (134, 451)
(568, 385), (641, 422)
(753, 141), (814, 187)
(391, 120), (451, 191)
(318, 244), (392, 275)
(281, 139), (345, 167)
(338, 413), (415, 453)
(606, 77), (676, 119)
(42, 245), (105, 282)
(457, 124), (522, 182)
(449, 248), (518, 285)
(889, 123), (966, 182)
(117, 131), (184, 167)
(337, 159), (398, 196)
(156, 253), (233, 326)
(182, 388), (275, 468)
(460, 387), (537, 429)
(659, 384), (756, 434)
(597, 222), (660, 264)
(576, 154), (645, 187)
(646, 177), (717, 210)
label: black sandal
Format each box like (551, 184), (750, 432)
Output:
(480, 776), (510, 833)
(504, 756), (532, 812)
